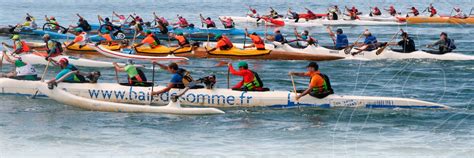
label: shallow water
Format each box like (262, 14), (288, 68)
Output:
(0, 0), (473, 157)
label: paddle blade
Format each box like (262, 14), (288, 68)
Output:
(375, 47), (385, 55)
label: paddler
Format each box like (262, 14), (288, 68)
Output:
(151, 62), (191, 95)
(43, 34), (63, 58)
(293, 28), (317, 48)
(370, 7), (382, 16)
(219, 17), (235, 29)
(153, 12), (169, 34)
(129, 19), (145, 37)
(44, 15), (60, 30)
(1, 34), (30, 54)
(134, 30), (160, 49)
(427, 4), (437, 17)
(228, 61), (264, 91)
(345, 6), (360, 20)
(247, 5), (259, 18)
(327, 6), (340, 20)
(384, 5), (397, 16)
(69, 14), (91, 32)
(65, 28), (88, 49)
(113, 60), (147, 85)
(243, 28), (266, 50)
(289, 62), (333, 100)
(269, 7), (281, 19)
(387, 30), (416, 53)
(426, 32), (456, 54)
(200, 15), (216, 28)
(95, 30), (115, 46)
(47, 58), (86, 84)
(326, 27), (349, 50)
(22, 13), (37, 29)
(273, 28), (286, 43)
(207, 34), (233, 52)
(112, 11), (127, 25)
(453, 7), (467, 18)
(287, 8), (300, 22)
(408, 7), (420, 16)
(0, 51), (38, 80)
(173, 15), (189, 28)
(169, 32), (195, 52)
(351, 30), (378, 55)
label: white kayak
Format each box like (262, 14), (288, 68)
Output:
(88, 44), (189, 61)
(2, 45), (129, 67)
(220, 16), (323, 27)
(0, 78), (450, 109)
(272, 42), (474, 61)
(37, 83), (224, 115)
(358, 14), (405, 22)
(222, 15), (404, 26)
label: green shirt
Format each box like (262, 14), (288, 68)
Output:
(124, 65), (138, 78)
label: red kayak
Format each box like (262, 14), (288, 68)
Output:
(261, 17), (285, 26)
(299, 13), (327, 20)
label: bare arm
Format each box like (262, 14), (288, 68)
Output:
(296, 87), (312, 100)
(152, 83), (173, 95)
(2, 51), (15, 64)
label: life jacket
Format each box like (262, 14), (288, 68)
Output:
(205, 19), (216, 28)
(224, 19), (234, 28)
(101, 33), (113, 41)
(373, 8), (381, 15)
(179, 18), (189, 27)
(46, 40), (63, 55)
(175, 35), (189, 46)
(217, 36), (233, 50)
(250, 35), (265, 49)
(126, 65), (147, 84)
(412, 8), (419, 16)
(430, 7), (437, 15)
(49, 20), (59, 30)
(160, 17), (169, 26)
(242, 70), (263, 90)
(13, 40), (31, 53)
(64, 64), (86, 83)
(446, 38), (456, 51)
(151, 34), (161, 47)
(81, 20), (91, 31)
(309, 73), (334, 99)
(176, 68), (193, 88)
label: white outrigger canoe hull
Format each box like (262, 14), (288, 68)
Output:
(272, 43), (474, 61)
(222, 16), (403, 26)
(88, 44), (189, 61)
(0, 78), (449, 109)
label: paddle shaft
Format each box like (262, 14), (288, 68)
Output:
(114, 67), (119, 84)
(0, 52), (4, 72)
(227, 68), (230, 89)
(31, 59), (51, 99)
(290, 74), (298, 101)
(150, 63), (155, 104)
(376, 30), (400, 55)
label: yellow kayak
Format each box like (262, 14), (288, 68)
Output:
(135, 45), (192, 54)
(207, 47), (271, 56)
(406, 16), (474, 24)
(65, 42), (121, 51)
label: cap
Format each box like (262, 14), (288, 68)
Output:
(175, 31), (183, 35)
(74, 28), (83, 32)
(214, 33), (222, 40)
(127, 59), (134, 65)
(145, 30), (152, 34)
(237, 61), (248, 68)
(11, 34), (20, 40)
(59, 58), (69, 65)
(306, 62), (319, 70)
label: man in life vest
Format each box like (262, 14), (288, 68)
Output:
(66, 28), (88, 49)
(2, 34), (30, 54)
(113, 59), (147, 86)
(43, 34), (63, 58)
(153, 12), (169, 35)
(370, 7), (382, 16)
(426, 32), (456, 54)
(243, 28), (266, 50)
(96, 30), (114, 46)
(388, 30), (416, 53)
(152, 62), (192, 96)
(1, 51), (38, 80)
(69, 14), (91, 32)
(228, 61), (264, 91)
(173, 15), (189, 28)
(22, 13), (37, 29)
(409, 7), (420, 17)
(345, 6), (360, 20)
(44, 15), (60, 30)
(385, 5), (397, 16)
(428, 4), (437, 17)
(247, 5), (259, 18)
(207, 34), (234, 52)
(134, 30), (160, 49)
(289, 62), (334, 100)
(293, 28), (317, 48)
(219, 17), (235, 29)
(169, 32), (194, 52)
(48, 58), (86, 84)
(200, 15), (216, 28)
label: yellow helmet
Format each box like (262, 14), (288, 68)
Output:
(11, 34), (20, 40)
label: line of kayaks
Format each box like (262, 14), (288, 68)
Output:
(0, 78), (451, 113)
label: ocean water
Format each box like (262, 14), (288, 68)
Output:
(0, 0), (473, 157)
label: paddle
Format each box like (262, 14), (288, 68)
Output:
(290, 74), (298, 101)
(0, 51), (5, 73)
(149, 62), (156, 105)
(344, 30), (365, 54)
(114, 65), (120, 84)
(243, 28), (248, 49)
(199, 14), (205, 28)
(326, 25), (336, 48)
(31, 58), (51, 99)
(213, 60), (231, 89)
(375, 29), (401, 55)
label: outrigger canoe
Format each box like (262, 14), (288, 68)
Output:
(271, 42), (474, 61)
(135, 45), (193, 54)
(90, 44), (343, 61)
(0, 78), (450, 109)
(406, 16), (474, 24)
(38, 83), (224, 115)
(88, 44), (189, 61)
(64, 42), (121, 51)
(223, 16), (404, 26)
(2, 45), (129, 67)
